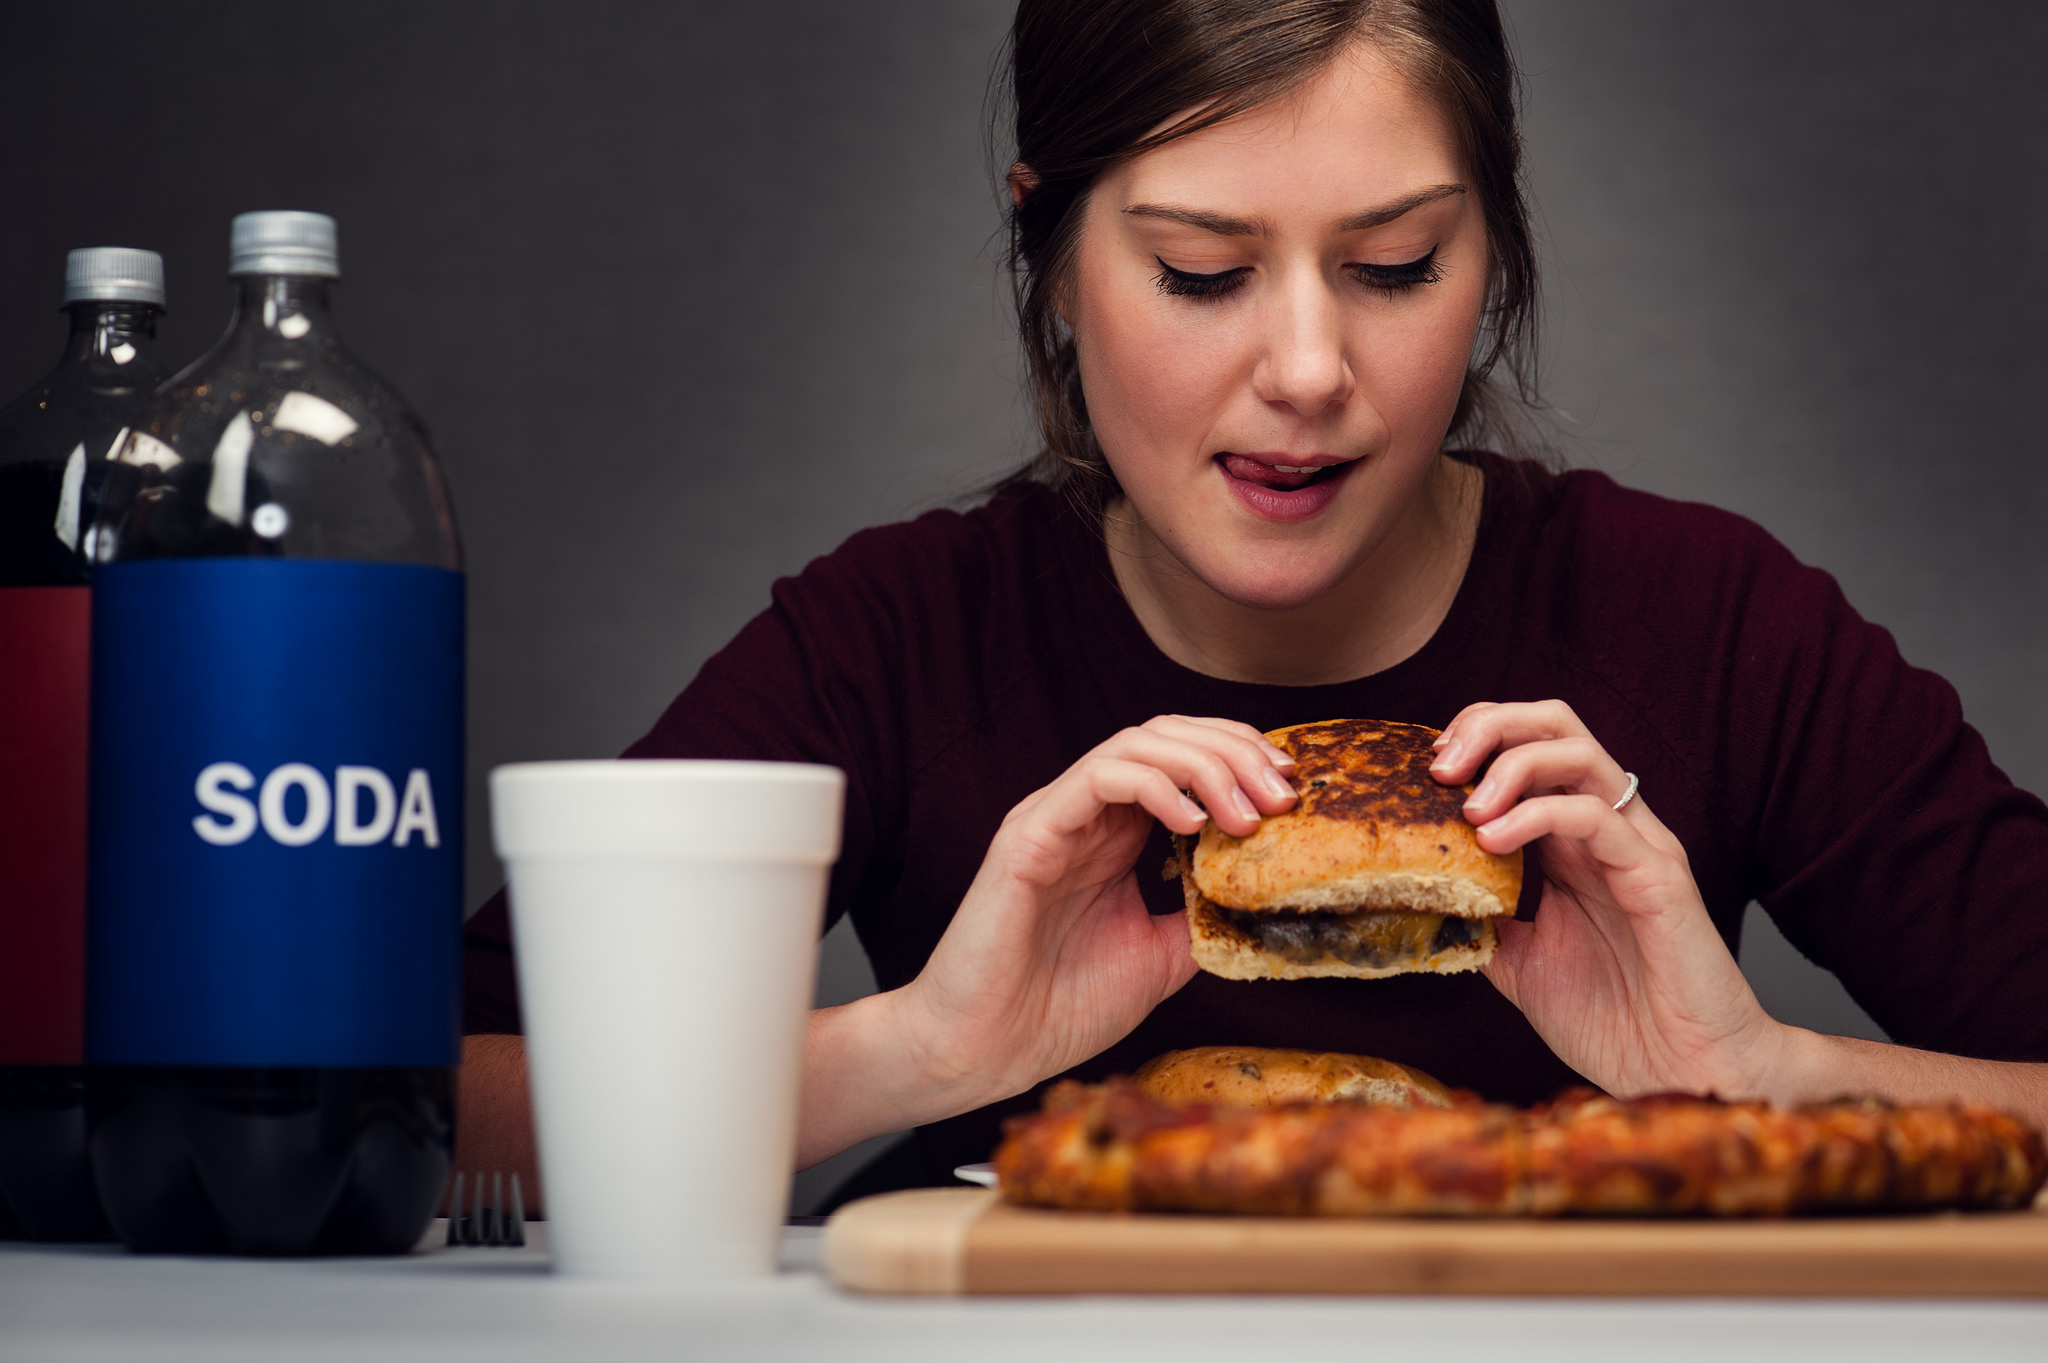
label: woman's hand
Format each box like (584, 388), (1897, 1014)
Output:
(1430, 700), (1787, 1101)
(797, 715), (1296, 1166)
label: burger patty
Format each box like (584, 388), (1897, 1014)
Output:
(1214, 904), (1484, 969)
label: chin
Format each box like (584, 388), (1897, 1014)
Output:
(1192, 550), (1354, 613)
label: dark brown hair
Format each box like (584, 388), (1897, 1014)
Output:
(995, 0), (1541, 512)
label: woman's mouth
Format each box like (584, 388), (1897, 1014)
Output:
(1216, 452), (1356, 522)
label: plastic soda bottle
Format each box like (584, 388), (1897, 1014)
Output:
(0, 247), (167, 1241)
(85, 213), (461, 1254)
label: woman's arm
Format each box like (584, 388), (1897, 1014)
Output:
(453, 1033), (544, 1214)
(1437, 698), (2048, 1133)
(798, 714), (1299, 1167)
(799, 990), (1006, 1168)
(1763, 1030), (2048, 1128)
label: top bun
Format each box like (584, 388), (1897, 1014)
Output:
(1191, 718), (1521, 918)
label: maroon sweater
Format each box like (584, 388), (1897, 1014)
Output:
(463, 453), (2048, 1172)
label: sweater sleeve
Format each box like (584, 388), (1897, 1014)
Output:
(460, 512), (969, 1034)
(620, 562), (903, 932)
(1733, 540), (2048, 1060)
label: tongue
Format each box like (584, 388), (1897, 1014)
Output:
(1220, 454), (1320, 490)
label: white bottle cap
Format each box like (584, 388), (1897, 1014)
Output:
(64, 247), (166, 306)
(229, 211), (340, 278)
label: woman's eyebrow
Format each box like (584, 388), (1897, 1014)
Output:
(1123, 204), (1271, 237)
(1334, 183), (1465, 231)
(1123, 183), (1467, 238)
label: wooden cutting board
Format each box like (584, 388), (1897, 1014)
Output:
(823, 1188), (2048, 1296)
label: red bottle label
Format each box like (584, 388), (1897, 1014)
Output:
(0, 586), (91, 1064)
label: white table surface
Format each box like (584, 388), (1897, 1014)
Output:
(5, 1220), (2048, 1363)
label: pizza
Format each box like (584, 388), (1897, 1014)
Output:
(994, 1080), (2048, 1217)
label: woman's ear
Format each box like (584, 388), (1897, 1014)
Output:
(1008, 162), (1038, 209)
(1008, 162), (1071, 327)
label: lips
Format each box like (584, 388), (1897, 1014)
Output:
(1216, 452), (1356, 522)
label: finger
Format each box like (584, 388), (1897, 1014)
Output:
(1461, 735), (1627, 824)
(1123, 732), (1275, 833)
(1477, 915), (1536, 1011)
(1434, 700), (1501, 748)
(1138, 714), (1297, 784)
(1144, 910), (1202, 994)
(1028, 757), (1211, 841)
(1430, 699), (1592, 783)
(1109, 723), (1297, 819)
(1156, 715), (1296, 770)
(1472, 791), (1670, 891)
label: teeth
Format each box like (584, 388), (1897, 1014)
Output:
(1273, 464), (1313, 473)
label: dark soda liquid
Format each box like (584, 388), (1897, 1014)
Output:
(1, 467), (104, 1240)
(0, 1067), (104, 1241)
(0, 464), (91, 586)
(89, 1066), (452, 1254)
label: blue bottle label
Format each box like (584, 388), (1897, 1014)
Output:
(88, 559), (463, 1067)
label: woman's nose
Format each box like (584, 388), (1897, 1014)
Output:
(1252, 278), (1355, 419)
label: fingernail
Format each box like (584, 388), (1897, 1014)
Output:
(1180, 795), (1207, 824)
(1431, 729), (1451, 750)
(1230, 788), (1259, 822)
(1267, 747), (1295, 769)
(1260, 767), (1293, 801)
(1432, 740), (1462, 770)
(1465, 778), (1492, 810)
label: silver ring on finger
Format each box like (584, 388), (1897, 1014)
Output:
(1611, 771), (1640, 813)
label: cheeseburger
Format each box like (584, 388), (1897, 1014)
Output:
(1180, 718), (1522, 980)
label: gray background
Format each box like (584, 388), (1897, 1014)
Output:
(2, 2), (2041, 1210)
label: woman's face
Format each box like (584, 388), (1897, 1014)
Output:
(1067, 43), (1490, 612)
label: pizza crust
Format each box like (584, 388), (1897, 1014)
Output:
(994, 1081), (2048, 1218)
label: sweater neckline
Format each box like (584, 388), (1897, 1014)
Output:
(1060, 450), (1530, 711)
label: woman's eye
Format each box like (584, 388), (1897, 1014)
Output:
(1153, 259), (1250, 301)
(1151, 249), (1442, 302)
(1349, 247), (1443, 299)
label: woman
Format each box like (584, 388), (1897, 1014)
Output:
(460, 0), (2048, 1192)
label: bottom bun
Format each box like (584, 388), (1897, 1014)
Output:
(1186, 882), (1498, 981)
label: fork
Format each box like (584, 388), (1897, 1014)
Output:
(445, 1170), (527, 1247)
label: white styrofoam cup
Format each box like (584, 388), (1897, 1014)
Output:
(490, 759), (845, 1281)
